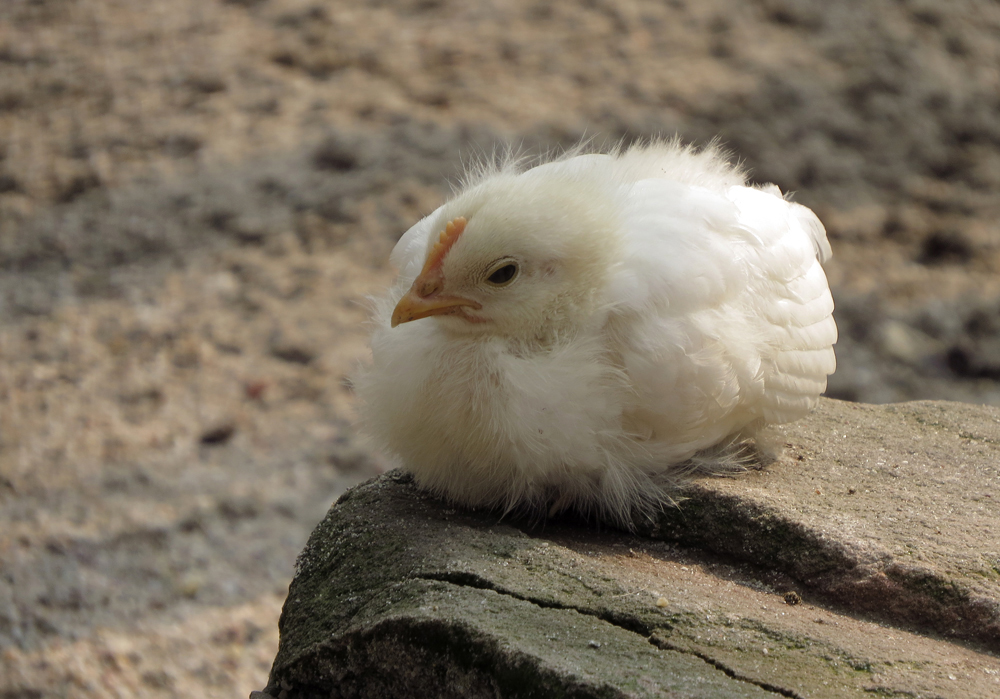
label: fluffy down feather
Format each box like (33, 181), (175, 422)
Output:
(353, 140), (837, 527)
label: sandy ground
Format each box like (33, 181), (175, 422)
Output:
(1, 0), (999, 696)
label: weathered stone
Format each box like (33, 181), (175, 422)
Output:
(264, 399), (1000, 698)
(640, 399), (1000, 650)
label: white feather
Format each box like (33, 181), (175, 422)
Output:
(354, 140), (837, 527)
(389, 203), (446, 282)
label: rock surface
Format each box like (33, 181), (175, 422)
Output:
(643, 399), (1000, 652)
(263, 399), (1000, 698)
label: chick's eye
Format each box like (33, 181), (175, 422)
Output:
(486, 263), (518, 286)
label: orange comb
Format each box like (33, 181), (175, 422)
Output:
(420, 217), (467, 277)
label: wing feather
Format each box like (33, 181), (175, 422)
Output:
(727, 186), (837, 421)
(608, 176), (837, 443)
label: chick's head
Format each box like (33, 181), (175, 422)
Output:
(392, 170), (621, 343)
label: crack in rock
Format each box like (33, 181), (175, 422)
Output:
(649, 633), (804, 699)
(417, 571), (798, 698)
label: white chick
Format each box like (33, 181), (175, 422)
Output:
(354, 140), (837, 527)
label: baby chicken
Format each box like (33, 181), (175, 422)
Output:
(354, 140), (837, 527)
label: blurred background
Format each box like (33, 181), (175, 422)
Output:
(1, 0), (998, 696)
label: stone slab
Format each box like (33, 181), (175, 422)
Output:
(641, 399), (1000, 650)
(260, 399), (1000, 697)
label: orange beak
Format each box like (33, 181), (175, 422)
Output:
(390, 216), (481, 327)
(390, 287), (482, 327)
